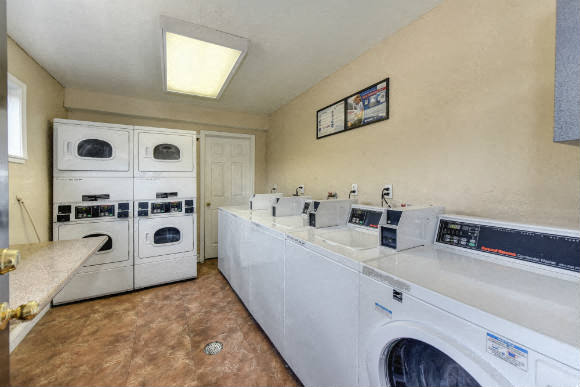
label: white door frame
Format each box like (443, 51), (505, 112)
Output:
(199, 130), (255, 262)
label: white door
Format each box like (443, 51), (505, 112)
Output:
(55, 123), (131, 172)
(137, 132), (194, 173)
(202, 132), (254, 259)
(137, 216), (194, 259)
(56, 220), (130, 266)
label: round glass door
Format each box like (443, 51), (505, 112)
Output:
(153, 227), (181, 244)
(77, 139), (113, 158)
(153, 144), (180, 160)
(385, 338), (480, 387)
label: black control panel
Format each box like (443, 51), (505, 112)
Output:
(385, 210), (403, 226)
(436, 219), (580, 273)
(348, 208), (382, 229)
(75, 204), (115, 219)
(151, 201), (182, 214)
(302, 202), (311, 215)
(138, 200), (194, 216)
(57, 203), (130, 222)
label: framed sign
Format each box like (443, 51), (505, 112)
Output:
(346, 79), (389, 130)
(317, 100), (345, 139)
(316, 78), (389, 139)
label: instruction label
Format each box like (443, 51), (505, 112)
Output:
(486, 332), (528, 371)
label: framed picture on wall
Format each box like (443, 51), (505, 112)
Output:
(345, 78), (389, 130)
(316, 100), (346, 139)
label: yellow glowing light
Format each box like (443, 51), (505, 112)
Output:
(165, 32), (242, 98)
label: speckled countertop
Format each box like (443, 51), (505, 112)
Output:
(9, 237), (107, 323)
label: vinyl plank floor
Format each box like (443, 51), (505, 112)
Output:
(10, 259), (300, 387)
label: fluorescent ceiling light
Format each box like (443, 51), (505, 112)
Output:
(160, 16), (249, 99)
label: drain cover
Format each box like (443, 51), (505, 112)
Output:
(204, 341), (223, 355)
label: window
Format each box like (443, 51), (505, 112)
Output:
(8, 73), (27, 163)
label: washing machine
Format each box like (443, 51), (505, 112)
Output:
(53, 119), (133, 178)
(133, 197), (196, 288)
(283, 204), (445, 387)
(52, 201), (134, 304)
(359, 215), (580, 387)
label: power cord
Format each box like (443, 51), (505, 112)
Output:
(16, 196), (41, 242)
(348, 190), (357, 199)
(381, 188), (392, 208)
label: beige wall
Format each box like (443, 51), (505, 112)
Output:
(8, 37), (66, 244)
(267, 0), (580, 229)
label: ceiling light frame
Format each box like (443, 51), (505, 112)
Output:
(160, 15), (249, 99)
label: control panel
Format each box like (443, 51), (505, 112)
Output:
(348, 208), (383, 229)
(137, 199), (195, 217)
(55, 202), (131, 222)
(302, 202), (311, 214)
(436, 218), (580, 273)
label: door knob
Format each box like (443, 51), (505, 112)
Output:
(0, 249), (20, 275)
(206, 202), (211, 207)
(0, 301), (40, 330)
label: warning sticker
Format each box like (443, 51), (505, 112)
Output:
(486, 332), (528, 371)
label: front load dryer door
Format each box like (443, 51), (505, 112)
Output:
(366, 321), (510, 387)
(55, 123), (131, 172)
(137, 132), (194, 173)
(55, 220), (130, 266)
(137, 216), (194, 259)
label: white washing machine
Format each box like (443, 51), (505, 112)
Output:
(53, 119), (133, 178)
(359, 215), (580, 387)
(52, 201), (134, 304)
(283, 205), (445, 387)
(133, 126), (196, 178)
(133, 197), (197, 288)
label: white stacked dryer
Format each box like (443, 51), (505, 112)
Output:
(133, 126), (197, 288)
(52, 119), (134, 304)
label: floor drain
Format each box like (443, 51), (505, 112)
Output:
(204, 341), (223, 355)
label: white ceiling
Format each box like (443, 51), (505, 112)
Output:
(7, 0), (440, 114)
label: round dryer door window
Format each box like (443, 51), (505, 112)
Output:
(153, 144), (180, 160)
(77, 139), (113, 159)
(384, 338), (480, 387)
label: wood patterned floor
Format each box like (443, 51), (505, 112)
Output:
(10, 259), (301, 387)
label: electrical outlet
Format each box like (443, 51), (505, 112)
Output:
(272, 184), (278, 193)
(297, 185), (305, 195)
(351, 184), (358, 196)
(383, 184), (393, 199)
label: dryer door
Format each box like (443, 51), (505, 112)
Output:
(137, 216), (194, 258)
(55, 220), (130, 266)
(55, 123), (131, 172)
(365, 321), (509, 387)
(137, 132), (194, 172)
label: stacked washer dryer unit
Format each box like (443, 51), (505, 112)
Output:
(52, 119), (134, 304)
(133, 126), (197, 289)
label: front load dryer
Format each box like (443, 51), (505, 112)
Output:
(52, 201), (134, 304)
(133, 126), (196, 178)
(359, 215), (580, 387)
(53, 119), (133, 178)
(133, 198), (197, 288)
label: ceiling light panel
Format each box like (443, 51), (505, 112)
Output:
(161, 16), (249, 99)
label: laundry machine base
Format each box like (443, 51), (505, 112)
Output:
(52, 266), (134, 305)
(134, 254), (197, 289)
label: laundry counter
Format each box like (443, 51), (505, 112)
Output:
(8, 236), (107, 351)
